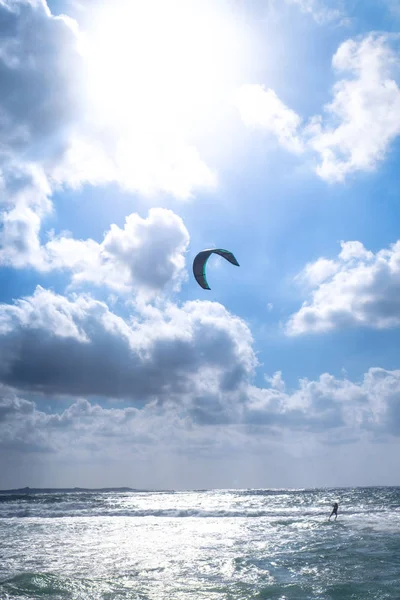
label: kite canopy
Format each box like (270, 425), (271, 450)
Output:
(192, 248), (240, 290)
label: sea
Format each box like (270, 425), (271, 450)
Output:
(0, 487), (399, 599)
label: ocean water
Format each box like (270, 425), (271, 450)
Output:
(0, 487), (400, 599)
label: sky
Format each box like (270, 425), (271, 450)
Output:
(0, 0), (400, 490)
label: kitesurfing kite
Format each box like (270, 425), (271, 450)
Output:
(192, 248), (239, 290)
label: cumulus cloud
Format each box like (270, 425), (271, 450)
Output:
(46, 207), (190, 296)
(0, 0), (81, 271)
(0, 386), (34, 422)
(0, 385), (59, 453)
(0, 286), (257, 408)
(0, 388), (151, 454)
(2, 364), (400, 465)
(0, 1), (81, 245)
(244, 367), (400, 443)
(307, 33), (400, 181)
(296, 257), (339, 287)
(0, 0), (84, 272)
(233, 84), (304, 153)
(0, 387), (261, 463)
(0, 162), (55, 268)
(0, 273), (399, 485)
(0, 1), (84, 158)
(1, 199), (191, 297)
(235, 33), (400, 182)
(0, 196), (190, 297)
(0, 284), (399, 455)
(287, 239), (400, 335)
(247, 371), (359, 435)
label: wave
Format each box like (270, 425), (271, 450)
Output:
(0, 506), (395, 519)
(0, 572), (95, 599)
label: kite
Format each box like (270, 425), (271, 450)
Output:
(192, 248), (239, 290)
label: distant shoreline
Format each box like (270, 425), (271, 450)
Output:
(0, 485), (398, 494)
(0, 487), (140, 494)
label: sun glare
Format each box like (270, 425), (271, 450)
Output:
(82, 0), (251, 145)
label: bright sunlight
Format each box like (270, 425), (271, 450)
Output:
(82, 0), (252, 149)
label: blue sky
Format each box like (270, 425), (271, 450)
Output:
(0, 0), (400, 489)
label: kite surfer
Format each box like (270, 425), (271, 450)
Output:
(328, 502), (339, 521)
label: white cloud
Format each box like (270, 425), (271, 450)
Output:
(245, 366), (400, 443)
(50, 132), (217, 201)
(1, 273), (400, 486)
(0, 286), (257, 406)
(0, 1), (83, 160)
(2, 363), (400, 480)
(284, 0), (344, 24)
(337, 240), (374, 262)
(287, 239), (400, 335)
(0, 388), (153, 454)
(1, 285), (400, 448)
(297, 257), (339, 287)
(0, 163), (53, 269)
(0, 202), (191, 298)
(233, 84), (304, 153)
(307, 34), (400, 182)
(46, 207), (190, 296)
(0, 1), (84, 272)
(264, 370), (285, 391)
(235, 33), (400, 182)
